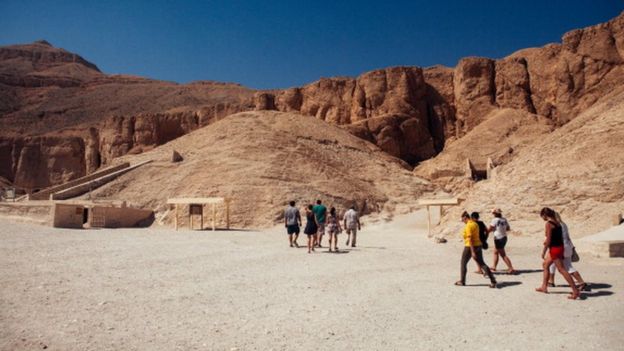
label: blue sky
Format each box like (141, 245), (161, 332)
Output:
(0, 1), (622, 89)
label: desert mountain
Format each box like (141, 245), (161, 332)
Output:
(82, 110), (432, 228)
(0, 12), (623, 230)
(433, 87), (624, 239)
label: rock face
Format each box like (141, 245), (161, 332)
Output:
(268, 66), (438, 163)
(1, 12), (623, 189)
(98, 112), (201, 164)
(0, 136), (86, 190)
(453, 57), (496, 134)
(85, 111), (433, 228)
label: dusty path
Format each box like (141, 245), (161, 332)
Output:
(1, 211), (623, 350)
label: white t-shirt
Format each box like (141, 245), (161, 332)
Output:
(490, 217), (509, 240)
(561, 222), (574, 257)
(344, 209), (359, 229)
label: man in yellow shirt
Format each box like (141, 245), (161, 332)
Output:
(456, 211), (497, 288)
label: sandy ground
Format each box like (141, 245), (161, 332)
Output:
(1, 211), (623, 351)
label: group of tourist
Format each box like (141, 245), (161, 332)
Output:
(284, 200), (361, 253)
(456, 207), (588, 300)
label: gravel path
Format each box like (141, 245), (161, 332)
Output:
(1, 211), (623, 350)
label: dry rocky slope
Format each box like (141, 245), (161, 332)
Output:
(434, 87), (624, 239)
(83, 111), (432, 228)
(1, 12), (623, 192)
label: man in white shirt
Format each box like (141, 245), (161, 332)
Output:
(488, 208), (515, 274)
(284, 201), (302, 248)
(343, 205), (361, 247)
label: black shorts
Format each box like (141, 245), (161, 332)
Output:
(286, 225), (300, 235)
(494, 237), (508, 249)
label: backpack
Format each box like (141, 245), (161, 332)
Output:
(477, 220), (489, 250)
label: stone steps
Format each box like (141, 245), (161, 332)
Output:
(51, 160), (152, 200)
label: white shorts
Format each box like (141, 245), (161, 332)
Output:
(549, 256), (577, 274)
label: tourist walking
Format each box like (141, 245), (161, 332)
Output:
(343, 205), (361, 247)
(326, 207), (342, 252)
(488, 208), (516, 274)
(284, 201), (301, 248)
(472, 212), (489, 275)
(548, 211), (588, 290)
(312, 199), (327, 247)
(535, 207), (580, 299)
(303, 204), (318, 253)
(456, 211), (497, 288)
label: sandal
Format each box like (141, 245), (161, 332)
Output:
(548, 282), (555, 288)
(454, 281), (465, 286)
(489, 282), (497, 289)
(568, 291), (580, 300)
(535, 287), (548, 293)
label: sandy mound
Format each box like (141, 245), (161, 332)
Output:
(414, 108), (554, 187)
(434, 88), (624, 238)
(85, 111), (433, 228)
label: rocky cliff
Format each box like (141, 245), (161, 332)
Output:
(1, 12), (623, 190)
(256, 12), (624, 164)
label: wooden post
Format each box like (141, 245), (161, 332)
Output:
(174, 204), (178, 230)
(212, 203), (216, 231)
(226, 199), (230, 230)
(190, 205), (193, 230)
(427, 205), (431, 237)
(200, 205), (204, 230)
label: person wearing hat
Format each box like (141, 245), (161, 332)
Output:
(488, 208), (516, 274)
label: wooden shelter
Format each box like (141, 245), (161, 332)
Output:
(167, 197), (230, 231)
(418, 198), (460, 237)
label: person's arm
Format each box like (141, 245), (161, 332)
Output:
(466, 223), (477, 259)
(357, 216), (361, 230)
(542, 222), (552, 258)
(285, 214), (288, 227)
(297, 211), (302, 226)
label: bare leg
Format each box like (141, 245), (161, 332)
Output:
(492, 251), (499, 271)
(307, 235), (313, 253)
(554, 259), (580, 298)
(572, 271), (585, 285)
(293, 233), (299, 247)
(352, 231), (357, 247)
(318, 234), (324, 247)
(288, 234), (293, 247)
(345, 231), (350, 246)
(536, 256), (554, 293)
(499, 249), (515, 273)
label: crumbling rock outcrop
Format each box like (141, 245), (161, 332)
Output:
(269, 67), (438, 163)
(0, 136), (86, 190)
(98, 112), (201, 164)
(453, 57), (497, 133)
(2, 12), (624, 189)
(423, 66), (456, 151)
(345, 114), (436, 164)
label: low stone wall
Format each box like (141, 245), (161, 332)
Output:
(52, 203), (85, 229)
(90, 206), (153, 228)
(30, 162), (130, 200)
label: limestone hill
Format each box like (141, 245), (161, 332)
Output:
(83, 111), (432, 228)
(433, 87), (624, 239)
